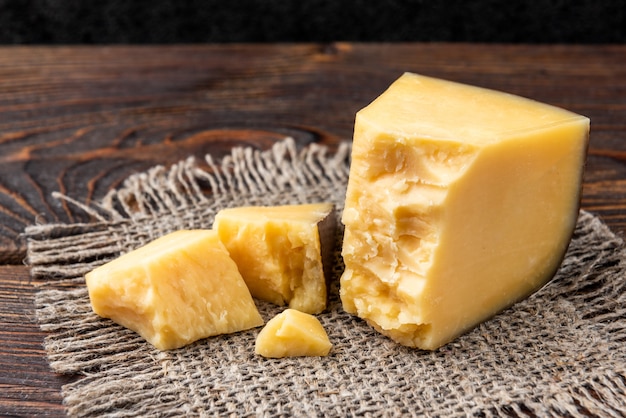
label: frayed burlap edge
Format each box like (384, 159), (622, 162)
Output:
(26, 138), (626, 417)
(27, 138), (351, 285)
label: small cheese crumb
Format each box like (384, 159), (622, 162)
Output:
(255, 309), (332, 358)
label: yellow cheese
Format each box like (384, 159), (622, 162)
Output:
(85, 230), (263, 350)
(340, 72), (589, 350)
(214, 203), (335, 314)
(255, 309), (332, 358)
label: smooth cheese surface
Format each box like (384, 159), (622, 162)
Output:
(85, 230), (263, 351)
(359, 72), (586, 144)
(214, 203), (335, 314)
(255, 309), (332, 358)
(340, 72), (589, 350)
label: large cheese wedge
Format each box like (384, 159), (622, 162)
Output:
(213, 203), (335, 314)
(255, 309), (332, 358)
(85, 230), (263, 350)
(340, 72), (590, 350)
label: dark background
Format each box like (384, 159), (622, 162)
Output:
(0, 0), (624, 44)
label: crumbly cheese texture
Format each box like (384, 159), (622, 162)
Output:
(340, 72), (590, 350)
(255, 309), (332, 358)
(85, 230), (263, 351)
(214, 203), (335, 314)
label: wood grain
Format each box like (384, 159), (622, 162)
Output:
(0, 44), (625, 416)
(1, 44), (625, 263)
(0, 265), (69, 417)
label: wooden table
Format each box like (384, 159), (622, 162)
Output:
(1, 44), (624, 416)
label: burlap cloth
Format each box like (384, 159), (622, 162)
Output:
(25, 138), (626, 417)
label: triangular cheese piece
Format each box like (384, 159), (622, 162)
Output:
(86, 230), (263, 350)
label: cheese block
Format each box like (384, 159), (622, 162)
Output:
(213, 203), (335, 314)
(255, 309), (332, 358)
(85, 230), (263, 351)
(340, 72), (590, 350)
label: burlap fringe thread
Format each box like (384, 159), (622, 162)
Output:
(26, 138), (626, 417)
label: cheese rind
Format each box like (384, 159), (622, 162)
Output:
(85, 230), (263, 350)
(255, 309), (332, 358)
(340, 72), (589, 350)
(214, 203), (335, 314)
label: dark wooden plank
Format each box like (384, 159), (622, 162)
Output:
(1, 44), (626, 263)
(0, 44), (347, 263)
(0, 265), (70, 417)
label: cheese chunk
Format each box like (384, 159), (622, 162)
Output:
(340, 72), (589, 350)
(255, 309), (332, 358)
(85, 230), (263, 350)
(214, 203), (335, 314)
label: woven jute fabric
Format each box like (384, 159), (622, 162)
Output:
(26, 138), (625, 417)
